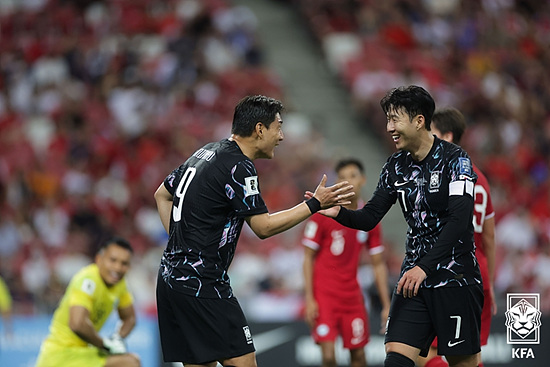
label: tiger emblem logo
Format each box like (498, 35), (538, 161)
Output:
(505, 298), (542, 339)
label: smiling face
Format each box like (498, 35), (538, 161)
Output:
(96, 243), (132, 287)
(256, 112), (284, 159)
(386, 106), (431, 155)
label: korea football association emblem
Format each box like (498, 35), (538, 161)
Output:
(505, 293), (542, 345)
(429, 171), (441, 192)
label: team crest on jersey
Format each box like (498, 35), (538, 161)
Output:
(244, 176), (260, 197)
(429, 171), (442, 192)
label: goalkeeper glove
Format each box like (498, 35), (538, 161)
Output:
(102, 334), (127, 354)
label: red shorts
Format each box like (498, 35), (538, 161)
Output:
(312, 295), (369, 349)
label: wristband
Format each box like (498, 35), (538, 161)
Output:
(305, 197), (321, 214)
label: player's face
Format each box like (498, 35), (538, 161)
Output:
(386, 107), (422, 152)
(96, 244), (132, 287)
(337, 164), (365, 197)
(258, 113), (284, 159)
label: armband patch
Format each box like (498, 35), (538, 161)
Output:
(244, 176), (260, 197)
(81, 278), (96, 295)
(458, 157), (472, 176)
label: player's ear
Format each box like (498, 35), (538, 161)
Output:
(255, 122), (264, 138)
(415, 115), (425, 130)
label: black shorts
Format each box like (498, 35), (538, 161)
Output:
(385, 284), (483, 357)
(156, 274), (255, 364)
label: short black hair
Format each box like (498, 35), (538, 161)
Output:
(231, 95), (284, 137)
(380, 85), (435, 130)
(99, 237), (133, 254)
(431, 107), (466, 145)
(335, 158), (364, 174)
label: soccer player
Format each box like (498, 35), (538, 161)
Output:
(302, 158), (391, 367)
(0, 275), (13, 338)
(35, 237), (140, 367)
(154, 95), (354, 367)
(417, 107), (496, 367)
(315, 86), (483, 367)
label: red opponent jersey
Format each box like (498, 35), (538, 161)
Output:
(302, 212), (383, 303)
(472, 164), (494, 290)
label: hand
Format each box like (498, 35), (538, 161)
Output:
(304, 298), (319, 328)
(304, 190), (342, 218)
(396, 266), (426, 298)
(102, 334), (127, 354)
(311, 175), (354, 209)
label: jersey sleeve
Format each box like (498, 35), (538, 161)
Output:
(68, 275), (95, 311)
(163, 165), (182, 196)
(336, 161), (395, 231)
(417, 149), (477, 275)
(302, 214), (324, 251)
(366, 223), (384, 255)
(227, 160), (268, 218)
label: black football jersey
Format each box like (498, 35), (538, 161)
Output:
(160, 139), (268, 298)
(336, 137), (481, 288)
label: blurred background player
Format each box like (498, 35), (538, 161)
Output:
(302, 158), (391, 367)
(417, 107), (496, 367)
(0, 275), (13, 339)
(35, 237), (140, 367)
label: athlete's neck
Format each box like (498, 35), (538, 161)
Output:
(410, 131), (434, 162)
(229, 134), (256, 160)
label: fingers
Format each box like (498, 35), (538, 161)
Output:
(319, 174), (327, 187)
(396, 274), (421, 298)
(413, 281), (421, 297)
(396, 277), (404, 295)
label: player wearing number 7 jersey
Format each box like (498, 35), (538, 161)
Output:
(153, 95), (354, 367)
(316, 86), (483, 367)
(417, 107), (496, 367)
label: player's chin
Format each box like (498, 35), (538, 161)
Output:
(105, 277), (121, 286)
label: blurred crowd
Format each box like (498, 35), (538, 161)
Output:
(0, 0), (335, 318)
(0, 0), (549, 323)
(295, 0), (550, 310)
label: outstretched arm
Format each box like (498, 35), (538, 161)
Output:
(247, 175), (354, 239)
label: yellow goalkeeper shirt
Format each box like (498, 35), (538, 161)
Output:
(0, 276), (12, 314)
(44, 263), (133, 347)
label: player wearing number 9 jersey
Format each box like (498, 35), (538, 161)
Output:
(153, 95), (355, 366)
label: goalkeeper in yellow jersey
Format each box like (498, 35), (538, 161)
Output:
(36, 237), (140, 367)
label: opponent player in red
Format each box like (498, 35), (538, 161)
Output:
(302, 158), (391, 367)
(418, 107), (496, 367)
